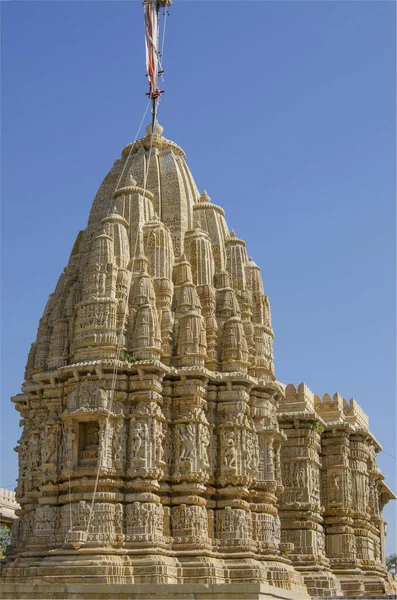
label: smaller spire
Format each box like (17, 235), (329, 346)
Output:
(199, 190), (211, 203)
(133, 230), (149, 273)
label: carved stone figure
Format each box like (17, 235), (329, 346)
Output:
(114, 503), (123, 535)
(130, 421), (146, 460)
(223, 434), (237, 468)
(155, 424), (165, 463)
(179, 423), (196, 460)
(74, 501), (90, 530)
(199, 424), (210, 469)
(18, 443), (29, 476)
(28, 435), (41, 470)
(113, 420), (126, 465)
(329, 472), (342, 503)
(41, 423), (60, 465)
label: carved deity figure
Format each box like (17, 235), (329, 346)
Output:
(130, 421), (146, 459)
(155, 424), (165, 463)
(199, 424), (210, 469)
(74, 501), (90, 530)
(34, 505), (57, 537)
(126, 502), (162, 539)
(41, 423), (60, 465)
(179, 423), (196, 460)
(244, 434), (253, 470)
(20, 511), (35, 543)
(329, 472), (342, 503)
(29, 434), (41, 470)
(114, 503), (123, 535)
(65, 428), (76, 468)
(224, 434), (237, 468)
(113, 421), (126, 464)
(90, 264), (106, 297)
(173, 504), (190, 536)
(235, 510), (246, 539)
(298, 467), (305, 488)
(18, 443), (29, 476)
(219, 507), (251, 542)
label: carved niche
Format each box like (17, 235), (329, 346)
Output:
(128, 401), (165, 477)
(172, 504), (209, 544)
(41, 422), (61, 469)
(67, 381), (109, 413)
(218, 412), (258, 485)
(33, 505), (57, 542)
(126, 502), (164, 544)
(172, 407), (211, 482)
(216, 507), (253, 547)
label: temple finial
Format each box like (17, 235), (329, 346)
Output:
(143, 1), (172, 131)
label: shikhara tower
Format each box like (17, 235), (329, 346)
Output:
(3, 4), (395, 600)
(4, 124), (305, 594)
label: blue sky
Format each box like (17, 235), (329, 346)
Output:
(1, 1), (396, 554)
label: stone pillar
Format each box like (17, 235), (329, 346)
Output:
(350, 433), (390, 595)
(216, 380), (259, 581)
(321, 424), (364, 596)
(278, 384), (341, 597)
(125, 368), (178, 583)
(251, 388), (280, 555)
(170, 375), (217, 582)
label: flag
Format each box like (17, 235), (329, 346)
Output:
(144, 0), (160, 99)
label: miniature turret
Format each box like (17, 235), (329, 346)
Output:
(173, 255), (207, 366)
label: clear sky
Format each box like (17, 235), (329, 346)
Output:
(1, 1), (396, 555)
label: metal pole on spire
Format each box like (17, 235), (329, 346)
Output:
(143, 0), (171, 132)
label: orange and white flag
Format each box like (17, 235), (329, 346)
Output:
(144, 0), (160, 98)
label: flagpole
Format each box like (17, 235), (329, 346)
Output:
(152, 96), (157, 133)
(144, 0), (171, 133)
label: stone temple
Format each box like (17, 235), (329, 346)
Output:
(2, 123), (395, 599)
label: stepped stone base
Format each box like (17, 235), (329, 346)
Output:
(0, 582), (309, 600)
(2, 583), (396, 600)
(363, 576), (394, 597)
(299, 571), (342, 597)
(2, 550), (308, 592)
(334, 573), (365, 597)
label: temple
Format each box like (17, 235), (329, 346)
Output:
(1, 122), (395, 599)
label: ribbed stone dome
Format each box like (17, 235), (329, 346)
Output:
(26, 125), (275, 380)
(89, 125), (200, 256)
